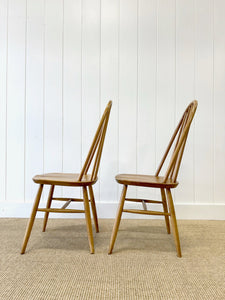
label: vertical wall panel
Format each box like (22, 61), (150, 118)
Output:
(44, 0), (63, 191)
(119, 0), (138, 198)
(6, 0), (26, 202)
(100, 0), (119, 203)
(25, 0), (44, 202)
(194, 0), (214, 203)
(82, 0), (101, 200)
(0, 0), (8, 201)
(137, 0), (157, 200)
(175, 0), (195, 204)
(62, 0), (82, 198)
(156, 0), (175, 167)
(214, 0), (225, 203)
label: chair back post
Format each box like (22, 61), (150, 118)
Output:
(164, 100), (197, 182)
(155, 100), (198, 183)
(78, 101), (112, 182)
(91, 110), (110, 180)
(155, 115), (184, 177)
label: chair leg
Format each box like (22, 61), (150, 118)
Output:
(21, 184), (43, 254)
(108, 185), (127, 254)
(42, 185), (55, 232)
(166, 188), (182, 257)
(83, 186), (94, 254)
(160, 188), (170, 234)
(88, 185), (99, 233)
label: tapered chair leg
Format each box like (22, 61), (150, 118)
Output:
(21, 184), (43, 254)
(83, 186), (94, 254)
(42, 185), (55, 232)
(108, 185), (127, 254)
(88, 185), (99, 233)
(166, 188), (182, 257)
(161, 188), (170, 234)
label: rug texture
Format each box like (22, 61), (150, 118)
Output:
(0, 218), (224, 299)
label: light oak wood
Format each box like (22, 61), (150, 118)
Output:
(115, 174), (178, 188)
(109, 100), (198, 257)
(108, 185), (127, 254)
(21, 184), (43, 254)
(33, 173), (97, 186)
(21, 101), (112, 254)
(83, 186), (94, 254)
(123, 209), (170, 216)
(125, 198), (163, 204)
(38, 208), (85, 213)
(161, 188), (170, 234)
(42, 185), (54, 232)
(166, 188), (181, 257)
(88, 185), (99, 233)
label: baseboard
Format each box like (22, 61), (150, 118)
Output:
(0, 202), (225, 220)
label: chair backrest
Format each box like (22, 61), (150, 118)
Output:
(155, 100), (198, 183)
(78, 101), (112, 182)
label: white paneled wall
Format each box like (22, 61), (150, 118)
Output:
(0, 0), (225, 219)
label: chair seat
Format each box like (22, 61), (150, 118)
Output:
(115, 174), (178, 188)
(33, 173), (97, 187)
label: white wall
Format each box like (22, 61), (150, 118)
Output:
(0, 0), (225, 219)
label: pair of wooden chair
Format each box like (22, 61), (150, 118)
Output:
(21, 100), (197, 257)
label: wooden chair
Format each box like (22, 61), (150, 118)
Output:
(108, 100), (198, 257)
(21, 101), (112, 254)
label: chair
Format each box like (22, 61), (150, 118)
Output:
(21, 101), (112, 254)
(108, 100), (198, 257)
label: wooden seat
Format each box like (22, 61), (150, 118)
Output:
(115, 174), (178, 189)
(21, 101), (112, 254)
(33, 173), (97, 187)
(109, 100), (198, 257)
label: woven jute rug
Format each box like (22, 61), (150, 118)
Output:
(0, 218), (224, 299)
